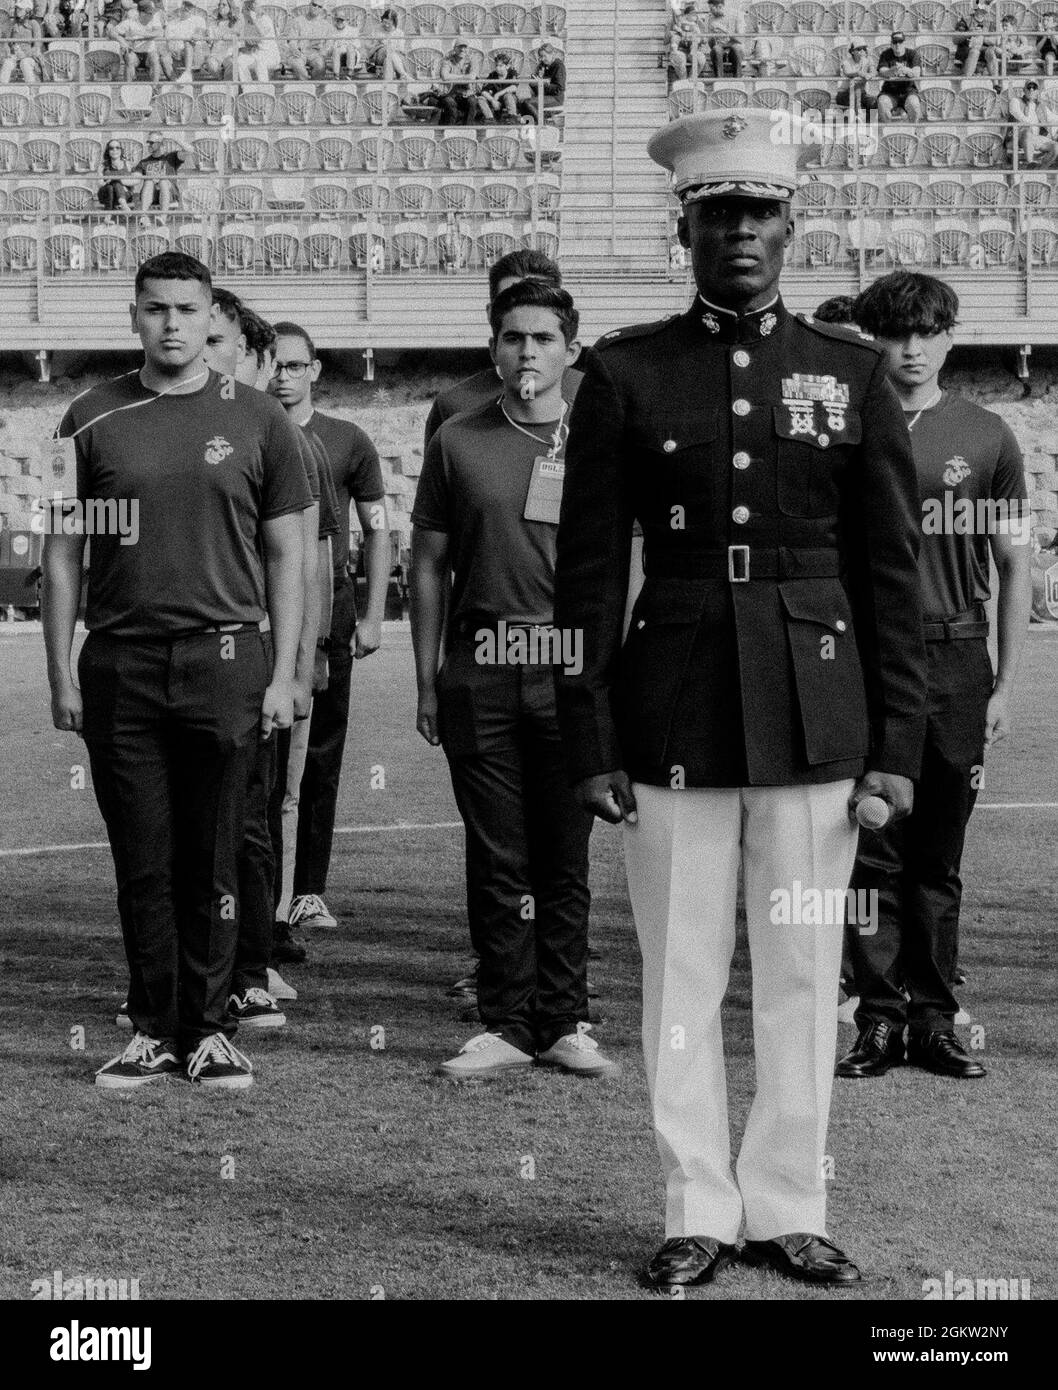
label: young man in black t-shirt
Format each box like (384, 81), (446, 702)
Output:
(412, 281), (618, 1082)
(838, 273), (1031, 1083)
(201, 290), (338, 1013)
(42, 253), (308, 1091)
(876, 32), (922, 122)
(268, 322), (388, 941)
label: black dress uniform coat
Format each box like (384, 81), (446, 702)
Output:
(553, 297), (928, 789)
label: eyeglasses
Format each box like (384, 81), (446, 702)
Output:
(272, 361), (310, 377)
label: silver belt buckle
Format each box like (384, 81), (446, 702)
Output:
(728, 544), (750, 582)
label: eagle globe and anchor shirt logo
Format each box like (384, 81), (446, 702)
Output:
(204, 435), (235, 467)
(942, 455), (971, 487)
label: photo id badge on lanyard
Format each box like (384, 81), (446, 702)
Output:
(523, 454), (566, 525)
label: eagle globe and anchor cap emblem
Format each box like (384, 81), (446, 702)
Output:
(204, 436), (234, 466)
(722, 113), (749, 140)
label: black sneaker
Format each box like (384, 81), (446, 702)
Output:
(228, 988), (286, 1029)
(185, 1033), (254, 1089)
(95, 1033), (182, 1089)
(272, 921), (307, 964)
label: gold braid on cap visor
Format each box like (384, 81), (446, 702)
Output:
(681, 179), (795, 202)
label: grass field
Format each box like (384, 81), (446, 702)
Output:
(1, 621), (1056, 1302)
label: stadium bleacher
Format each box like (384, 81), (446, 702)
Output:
(0, 1), (1054, 353)
(0, 2), (567, 287)
(663, 2), (1058, 283)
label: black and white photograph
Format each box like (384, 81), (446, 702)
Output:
(0, 0), (1053, 1350)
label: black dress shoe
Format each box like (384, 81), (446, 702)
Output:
(835, 1020), (905, 1078)
(643, 1236), (736, 1288)
(742, 1233), (863, 1285)
(907, 1030), (986, 1078)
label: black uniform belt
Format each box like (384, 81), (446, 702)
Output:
(645, 546), (842, 582)
(922, 606), (988, 642)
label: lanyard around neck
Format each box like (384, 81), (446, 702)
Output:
(498, 397), (569, 460)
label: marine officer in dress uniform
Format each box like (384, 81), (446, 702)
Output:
(552, 110), (929, 1288)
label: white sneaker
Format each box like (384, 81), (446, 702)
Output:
(837, 995), (860, 1025)
(267, 967), (298, 1002)
(185, 1033), (254, 1089)
(437, 1031), (535, 1080)
(288, 893), (338, 929)
(536, 1025), (620, 1078)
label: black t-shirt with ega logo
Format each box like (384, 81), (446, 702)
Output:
(59, 369), (311, 636)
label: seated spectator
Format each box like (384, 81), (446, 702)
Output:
(115, 0), (171, 81)
(166, 1), (208, 80)
(957, 4), (1000, 79)
(239, 0), (282, 80)
(43, 0), (88, 38)
(877, 30), (922, 122)
(200, 1), (240, 79)
(999, 13), (1033, 75)
(1037, 12), (1058, 76)
(474, 50), (520, 123)
(1, 3), (44, 84)
(134, 129), (184, 216)
(705, 0), (744, 78)
(101, 0), (134, 39)
(835, 40), (877, 113)
(437, 41), (477, 125)
(519, 40), (565, 123)
(365, 8), (410, 80)
(669, 15), (705, 81)
(1007, 79), (1057, 165)
(98, 137), (134, 212)
(283, 0), (334, 80)
(330, 13), (363, 78)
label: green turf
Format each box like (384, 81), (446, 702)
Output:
(1, 626), (1055, 1300)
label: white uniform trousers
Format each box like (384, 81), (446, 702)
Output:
(623, 780), (857, 1243)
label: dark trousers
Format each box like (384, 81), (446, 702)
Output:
(267, 724), (292, 914)
(79, 628), (268, 1051)
(437, 641), (593, 1054)
(847, 638), (993, 1035)
(293, 574), (355, 899)
(438, 93), (471, 124)
(233, 733), (277, 995)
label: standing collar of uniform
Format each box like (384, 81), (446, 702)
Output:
(690, 294), (786, 344)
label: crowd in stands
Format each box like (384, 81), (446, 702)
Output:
(0, 1), (567, 90)
(0, 2), (568, 268)
(665, 3), (1058, 171)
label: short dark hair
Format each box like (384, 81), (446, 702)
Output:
(240, 307), (276, 368)
(813, 294), (857, 325)
(487, 248), (562, 302)
(272, 320), (317, 361)
(853, 272), (959, 338)
(213, 287), (276, 367)
(135, 250), (211, 298)
(489, 280), (579, 345)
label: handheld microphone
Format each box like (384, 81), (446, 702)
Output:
(855, 795), (891, 830)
